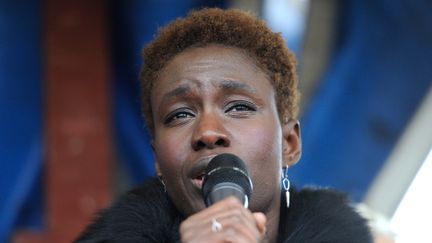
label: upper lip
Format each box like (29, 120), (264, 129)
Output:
(188, 154), (218, 179)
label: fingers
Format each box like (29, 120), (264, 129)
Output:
(253, 212), (267, 234)
(180, 197), (267, 243)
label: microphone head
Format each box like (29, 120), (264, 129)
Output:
(202, 153), (253, 207)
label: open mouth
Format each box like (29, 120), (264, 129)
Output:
(192, 173), (205, 189)
(189, 155), (217, 190)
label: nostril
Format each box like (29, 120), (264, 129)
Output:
(215, 138), (226, 146)
(193, 137), (229, 151)
(197, 141), (206, 148)
(195, 140), (206, 150)
(192, 130), (230, 150)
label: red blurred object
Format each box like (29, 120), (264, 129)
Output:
(14, 0), (112, 242)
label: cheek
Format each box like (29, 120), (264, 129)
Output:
(239, 122), (283, 209)
(240, 123), (283, 177)
(153, 132), (189, 179)
(247, 125), (282, 160)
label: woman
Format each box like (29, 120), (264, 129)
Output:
(76, 8), (372, 242)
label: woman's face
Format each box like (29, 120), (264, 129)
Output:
(151, 45), (297, 216)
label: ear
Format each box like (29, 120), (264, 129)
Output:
(150, 140), (162, 176)
(282, 119), (302, 167)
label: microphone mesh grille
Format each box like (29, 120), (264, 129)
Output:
(202, 154), (252, 199)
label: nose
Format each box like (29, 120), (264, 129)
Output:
(191, 113), (230, 151)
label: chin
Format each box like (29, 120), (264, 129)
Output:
(172, 190), (206, 216)
(182, 200), (206, 216)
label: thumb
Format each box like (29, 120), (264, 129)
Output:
(252, 212), (267, 235)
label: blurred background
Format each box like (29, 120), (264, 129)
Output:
(0, 0), (431, 242)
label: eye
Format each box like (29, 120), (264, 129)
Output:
(164, 108), (195, 125)
(225, 101), (257, 115)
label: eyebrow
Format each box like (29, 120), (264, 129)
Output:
(219, 80), (257, 94)
(160, 80), (257, 106)
(162, 84), (192, 101)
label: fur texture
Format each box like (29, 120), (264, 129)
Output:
(76, 178), (372, 243)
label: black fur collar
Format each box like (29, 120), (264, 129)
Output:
(279, 187), (372, 242)
(76, 178), (372, 243)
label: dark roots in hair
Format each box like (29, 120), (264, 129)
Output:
(140, 8), (300, 134)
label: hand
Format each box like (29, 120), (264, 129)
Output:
(180, 196), (267, 243)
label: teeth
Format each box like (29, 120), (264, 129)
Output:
(194, 174), (204, 180)
(192, 175), (204, 189)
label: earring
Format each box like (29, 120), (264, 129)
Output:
(282, 166), (290, 208)
(158, 175), (166, 192)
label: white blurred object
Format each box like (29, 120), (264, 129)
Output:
(263, 0), (310, 53)
(391, 148), (432, 243)
(356, 204), (396, 242)
(364, 85), (432, 243)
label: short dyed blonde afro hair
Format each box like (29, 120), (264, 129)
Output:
(140, 8), (300, 133)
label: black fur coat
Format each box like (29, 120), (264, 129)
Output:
(76, 178), (372, 243)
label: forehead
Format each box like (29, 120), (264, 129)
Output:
(151, 45), (272, 97)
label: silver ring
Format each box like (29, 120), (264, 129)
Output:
(211, 218), (223, 232)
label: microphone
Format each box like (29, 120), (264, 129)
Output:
(202, 153), (253, 208)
